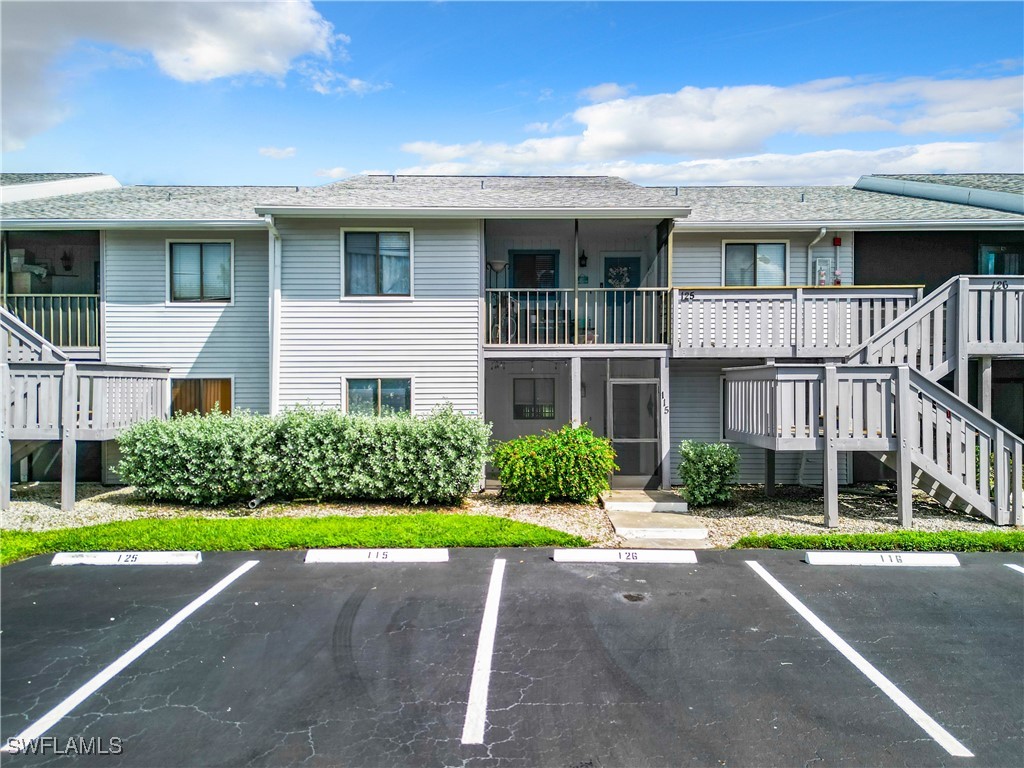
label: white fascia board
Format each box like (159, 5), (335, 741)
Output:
(0, 219), (266, 230)
(672, 219), (1024, 231)
(254, 206), (690, 219)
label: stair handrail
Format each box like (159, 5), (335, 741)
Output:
(845, 274), (960, 365)
(1, 306), (68, 362)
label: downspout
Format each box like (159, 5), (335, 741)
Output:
(265, 214), (282, 416)
(805, 227), (827, 285)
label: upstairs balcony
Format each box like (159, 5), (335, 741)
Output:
(484, 284), (929, 357)
(3, 230), (101, 357)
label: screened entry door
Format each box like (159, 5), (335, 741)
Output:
(607, 379), (661, 489)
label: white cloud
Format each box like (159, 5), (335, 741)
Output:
(259, 146), (297, 160)
(393, 136), (1023, 187)
(300, 66), (390, 96)
(578, 82), (634, 103)
(393, 73), (1023, 183)
(315, 167), (349, 179)
(0, 1), (375, 151)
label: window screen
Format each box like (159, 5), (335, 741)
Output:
(347, 378), (412, 415)
(513, 378), (555, 419)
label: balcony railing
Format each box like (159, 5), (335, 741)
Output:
(674, 286), (923, 357)
(4, 294), (100, 349)
(485, 288), (670, 345)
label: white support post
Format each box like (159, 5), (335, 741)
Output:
(765, 448), (776, 497)
(61, 362), (77, 513)
(955, 277), (970, 398)
(895, 366), (914, 528)
(979, 356), (993, 417)
(1, 360), (10, 512)
(570, 357), (581, 427)
(823, 365), (839, 527)
(659, 355), (672, 490)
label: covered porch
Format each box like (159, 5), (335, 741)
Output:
(484, 353), (672, 489)
(2, 230), (101, 356)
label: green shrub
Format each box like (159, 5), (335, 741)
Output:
(116, 405), (490, 506)
(117, 410), (280, 506)
(733, 531), (1024, 552)
(491, 424), (617, 503)
(678, 440), (739, 506)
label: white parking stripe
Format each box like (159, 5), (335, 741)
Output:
(461, 558), (506, 745)
(1004, 564), (1024, 575)
(1, 560), (259, 754)
(745, 560), (973, 758)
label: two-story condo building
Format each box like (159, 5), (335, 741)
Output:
(2, 173), (1022, 524)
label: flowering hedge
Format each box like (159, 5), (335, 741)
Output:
(116, 406), (491, 506)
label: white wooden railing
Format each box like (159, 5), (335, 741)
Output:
(674, 286), (922, 357)
(5, 294), (101, 349)
(2, 307), (68, 362)
(851, 275), (1023, 385)
(4, 362), (169, 441)
(724, 363), (1023, 525)
(485, 288), (670, 345)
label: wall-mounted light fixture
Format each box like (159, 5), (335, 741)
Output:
(60, 249), (73, 272)
(578, 250), (588, 268)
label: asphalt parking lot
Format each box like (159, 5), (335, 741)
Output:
(1, 549), (1021, 767)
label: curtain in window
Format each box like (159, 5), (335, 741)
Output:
(755, 243), (786, 286)
(171, 244), (202, 300)
(724, 244), (755, 286)
(380, 233), (410, 295)
(202, 244), (231, 300)
(171, 379), (202, 415)
(512, 252), (557, 289)
(346, 233), (378, 295)
(202, 379), (231, 414)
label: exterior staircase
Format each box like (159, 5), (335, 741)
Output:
(2, 308), (170, 512)
(724, 276), (1023, 527)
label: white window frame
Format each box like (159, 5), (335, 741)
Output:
(340, 228), (415, 300)
(342, 375), (416, 415)
(169, 374), (236, 415)
(720, 240), (790, 287)
(165, 239), (235, 307)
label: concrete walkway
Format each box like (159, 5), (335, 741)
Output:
(601, 490), (709, 548)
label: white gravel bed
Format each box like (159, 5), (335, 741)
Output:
(2, 482), (1011, 550)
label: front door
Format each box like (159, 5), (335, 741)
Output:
(604, 255), (642, 343)
(607, 379), (660, 489)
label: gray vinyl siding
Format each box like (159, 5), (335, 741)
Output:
(669, 360), (850, 485)
(103, 229), (270, 412)
(672, 231), (854, 286)
(277, 218), (481, 414)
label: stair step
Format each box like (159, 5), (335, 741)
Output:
(607, 509), (708, 541)
(601, 490), (689, 514)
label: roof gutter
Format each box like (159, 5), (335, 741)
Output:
(671, 219), (1024, 232)
(0, 219), (267, 230)
(854, 176), (1024, 215)
(253, 206), (691, 220)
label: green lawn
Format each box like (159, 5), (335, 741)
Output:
(1, 515), (589, 566)
(733, 530), (1024, 552)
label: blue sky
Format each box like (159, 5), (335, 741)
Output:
(1, 1), (1022, 186)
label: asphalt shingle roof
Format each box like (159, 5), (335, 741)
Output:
(869, 173), (1024, 195)
(0, 172), (106, 186)
(1, 174), (1021, 225)
(672, 184), (1024, 224)
(258, 175), (688, 210)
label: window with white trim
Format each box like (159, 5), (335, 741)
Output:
(169, 242), (231, 302)
(347, 378), (412, 416)
(724, 243), (786, 287)
(171, 378), (232, 416)
(344, 232), (411, 296)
